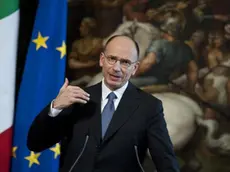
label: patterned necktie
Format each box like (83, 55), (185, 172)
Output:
(101, 92), (117, 138)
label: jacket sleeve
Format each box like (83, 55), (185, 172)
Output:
(27, 102), (80, 152)
(147, 100), (180, 172)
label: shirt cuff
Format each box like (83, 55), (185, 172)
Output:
(48, 100), (63, 117)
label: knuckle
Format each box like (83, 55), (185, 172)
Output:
(67, 94), (71, 100)
(73, 92), (79, 97)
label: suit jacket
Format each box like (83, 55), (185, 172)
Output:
(27, 82), (180, 172)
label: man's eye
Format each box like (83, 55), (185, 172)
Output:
(109, 56), (117, 61)
(121, 60), (131, 65)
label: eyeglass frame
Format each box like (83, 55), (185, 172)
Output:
(102, 52), (139, 69)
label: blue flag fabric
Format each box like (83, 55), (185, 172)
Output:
(11, 0), (67, 171)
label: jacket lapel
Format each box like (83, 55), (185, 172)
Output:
(102, 82), (140, 144)
(87, 82), (102, 145)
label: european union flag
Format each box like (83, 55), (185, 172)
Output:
(11, 0), (67, 171)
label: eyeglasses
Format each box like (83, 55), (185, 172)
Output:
(103, 53), (138, 69)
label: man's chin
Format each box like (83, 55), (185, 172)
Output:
(106, 80), (122, 90)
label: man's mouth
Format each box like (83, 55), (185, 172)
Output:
(110, 74), (121, 79)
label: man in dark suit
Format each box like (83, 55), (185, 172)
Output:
(27, 35), (180, 172)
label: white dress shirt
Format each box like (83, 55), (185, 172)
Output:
(49, 79), (128, 117)
(101, 79), (128, 112)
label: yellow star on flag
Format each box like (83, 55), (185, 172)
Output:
(25, 151), (41, 168)
(32, 31), (49, 50)
(50, 143), (60, 159)
(12, 146), (18, 158)
(56, 41), (66, 59)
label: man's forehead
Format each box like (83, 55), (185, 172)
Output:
(105, 37), (137, 55)
(105, 48), (134, 59)
(106, 36), (135, 47)
(106, 46), (136, 58)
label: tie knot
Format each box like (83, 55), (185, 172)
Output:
(107, 92), (117, 101)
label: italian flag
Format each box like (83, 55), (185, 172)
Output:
(0, 0), (19, 171)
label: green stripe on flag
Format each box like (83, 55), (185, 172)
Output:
(0, 0), (18, 19)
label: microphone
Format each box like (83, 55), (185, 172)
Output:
(68, 132), (89, 172)
(134, 137), (146, 172)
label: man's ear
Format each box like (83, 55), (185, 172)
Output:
(99, 52), (104, 67)
(131, 61), (140, 76)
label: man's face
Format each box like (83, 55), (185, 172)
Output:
(214, 35), (224, 48)
(99, 37), (139, 90)
(191, 30), (204, 45)
(198, 0), (207, 6)
(225, 24), (230, 40)
(208, 33), (215, 46)
(79, 21), (89, 37)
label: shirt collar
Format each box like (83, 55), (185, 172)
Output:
(101, 78), (129, 101)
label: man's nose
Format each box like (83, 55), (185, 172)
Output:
(112, 61), (122, 71)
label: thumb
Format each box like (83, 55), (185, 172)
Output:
(61, 78), (69, 90)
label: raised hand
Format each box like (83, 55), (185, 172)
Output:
(53, 78), (90, 109)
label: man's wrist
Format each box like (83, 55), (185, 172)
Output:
(52, 99), (61, 109)
(49, 100), (63, 117)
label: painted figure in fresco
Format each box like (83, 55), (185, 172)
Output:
(123, 0), (189, 27)
(146, 0), (189, 24)
(147, 91), (230, 172)
(68, 17), (103, 86)
(196, 30), (230, 119)
(123, 0), (152, 23)
(193, 0), (213, 25)
(131, 11), (198, 92)
(185, 30), (206, 67)
(193, 0), (230, 31)
(225, 23), (230, 40)
(91, 0), (126, 38)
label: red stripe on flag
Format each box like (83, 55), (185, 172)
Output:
(0, 127), (12, 172)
